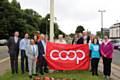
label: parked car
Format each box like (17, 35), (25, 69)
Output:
(110, 39), (120, 50)
(0, 39), (8, 46)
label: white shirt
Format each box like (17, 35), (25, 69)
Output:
(31, 45), (37, 56)
(55, 39), (67, 44)
(41, 40), (46, 53)
(14, 36), (18, 43)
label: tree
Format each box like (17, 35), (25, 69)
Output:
(96, 31), (102, 38)
(0, 0), (42, 38)
(39, 14), (66, 38)
(0, 0), (65, 39)
(11, 0), (21, 9)
(75, 25), (85, 33)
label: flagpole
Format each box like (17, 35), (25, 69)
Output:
(50, 0), (54, 42)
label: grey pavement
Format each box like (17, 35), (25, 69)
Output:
(99, 59), (120, 80)
(0, 46), (9, 60)
(112, 50), (120, 66)
(0, 59), (10, 75)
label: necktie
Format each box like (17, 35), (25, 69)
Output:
(33, 46), (35, 56)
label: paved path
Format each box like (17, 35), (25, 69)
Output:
(98, 59), (120, 80)
(0, 46), (9, 60)
(0, 59), (10, 75)
(112, 50), (120, 66)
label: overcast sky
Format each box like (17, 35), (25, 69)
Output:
(14, 0), (120, 34)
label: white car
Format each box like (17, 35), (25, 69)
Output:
(0, 39), (8, 46)
(111, 39), (120, 50)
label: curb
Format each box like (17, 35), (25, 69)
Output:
(0, 57), (9, 64)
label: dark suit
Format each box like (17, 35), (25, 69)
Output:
(37, 40), (48, 75)
(77, 37), (84, 44)
(77, 36), (90, 44)
(7, 37), (20, 74)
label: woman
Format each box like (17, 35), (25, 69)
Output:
(90, 37), (101, 76)
(100, 35), (113, 80)
(26, 39), (38, 79)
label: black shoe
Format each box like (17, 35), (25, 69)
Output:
(33, 74), (38, 76)
(95, 73), (99, 76)
(59, 70), (63, 72)
(89, 69), (92, 72)
(92, 72), (94, 76)
(12, 71), (15, 74)
(16, 71), (18, 74)
(22, 71), (24, 74)
(15, 70), (18, 74)
(22, 72), (24, 74)
(44, 70), (49, 73)
(29, 75), (32, 79)
(40, 72), (44, 75)
(26, 69), (29, 72)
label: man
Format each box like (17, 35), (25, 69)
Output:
(19, 33), (30, 74)
(37, 34), (49, 75)
(72, 34), (78, 44)
(55, 34), (66, 72)
(26, 39), (38, 79)
(55, 34), (67, 44)
(83, 31), (90, 44)
(7, 31), (20, 74)
(77, 33), (84, 44)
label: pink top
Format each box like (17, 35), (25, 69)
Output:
(100, 40), (113, 59)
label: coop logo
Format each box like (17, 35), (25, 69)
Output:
(50, 50), (85, 64)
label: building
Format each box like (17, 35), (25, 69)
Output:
(103, 28), (109, 36)
(109, 23), (120, 39)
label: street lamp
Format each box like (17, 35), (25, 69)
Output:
(50, 0), (54, 42)
(98, 10), (106, 39)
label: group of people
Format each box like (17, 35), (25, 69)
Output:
(7, 31), (49, 79)
(7, 31), (114, 80)
(72, 32), (113, 80)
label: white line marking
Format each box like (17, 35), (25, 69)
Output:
(0, 57), (9, 64)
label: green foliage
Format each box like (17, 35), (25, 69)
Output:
(0, 0), (64, 39)
(11, 0), (21, 9)
(75, 25), (85, 33)
(96, 31), (102, 38)
(39, 14), (65, 38)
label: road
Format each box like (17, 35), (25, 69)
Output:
(0, 46), (10, 75)
(112, 50), (120, 66)
(0, 46), (9, 60)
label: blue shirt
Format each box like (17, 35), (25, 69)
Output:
(20, 38), (29, 50)
(41, 40), (46, 53)
(90, 44), (100, 58)
(31, 45), (37, 56)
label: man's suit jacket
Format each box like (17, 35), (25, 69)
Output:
(7, 37), (20, 55)
(37, 41), (45, 57)
(26, 44), (38, 60)
(77, 36), (90, 44)
(77, 37), (84, 44)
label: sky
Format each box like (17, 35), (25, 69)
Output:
(10, 0), (120, 34)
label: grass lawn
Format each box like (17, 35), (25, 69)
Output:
(0, 69), (104, 80)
